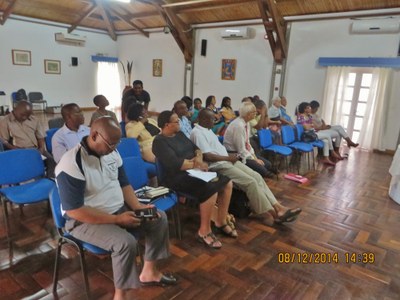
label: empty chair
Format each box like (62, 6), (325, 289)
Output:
(117, 138), (157, 177)
(0, 149), (55, 261)
(45, 128), (59, 154)
(28, 92), (47, 111)
(258, 128), (292, 173)
(280, 125), (314, 174)
(123, 156), (181, 239)
(48, 117), (65, 129)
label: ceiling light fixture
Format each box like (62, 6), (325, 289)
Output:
(111, 0), (131, 3)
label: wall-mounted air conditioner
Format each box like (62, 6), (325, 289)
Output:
(55, 32), (86, 46)
(220, 27), (251, 39)
(350, 18), (400, 34)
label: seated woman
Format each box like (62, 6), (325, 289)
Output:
(224, 102), (276, 179)
(191, 98), (203, 125)
(206, 95), (225, 135)
(310, 100), (359, 149)
(220, 96), (236, 125)
(125, 103), (160, 163)
(153, 111), (236, 249)
(296, 102), (340, 165)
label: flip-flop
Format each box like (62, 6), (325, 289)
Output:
(274, 215), (298, 224)
(276, 208), (302, 223)
(140, 274), (178, 286)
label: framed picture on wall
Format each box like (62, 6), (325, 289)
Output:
(153, 59), (162, 77)
(12, 49), (31, 66)
(44, 59), (61, 74)
(221, 59), (236, 80)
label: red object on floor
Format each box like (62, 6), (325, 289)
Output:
(284, 173), (309, 183)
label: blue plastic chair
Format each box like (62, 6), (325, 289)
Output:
(258, 129), (292, 173)
(45, 128), (59, 154)
(120, 121), (127, 138)
(281, 125), (314, 174)
(123, 156), (181, 239)
(0, 149), (55, 261)
(49, 187), (109, 299)
(117, 138), (157, 178)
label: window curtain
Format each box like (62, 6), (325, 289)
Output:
(96, 61), (121, 114)
(321, 66), (392, 150)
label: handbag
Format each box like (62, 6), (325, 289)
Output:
(301, 130), (318, 142)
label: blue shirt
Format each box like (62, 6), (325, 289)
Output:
(179, 116), (192, 138)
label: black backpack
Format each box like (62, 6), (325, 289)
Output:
(228, 188), (251, 218)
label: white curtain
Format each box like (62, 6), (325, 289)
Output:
(96, 62), (121, 113)
(322, 66), (391, 150)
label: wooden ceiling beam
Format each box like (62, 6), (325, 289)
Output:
(175, 0), (255, 14)
(68, 4), (97, 33)
(94, 0), (117, 41)
(162, 0), (233, 8)
(1, 0), (17, 25)
(266, 0), (287, 60)
(163, 6), (193, 63)
(109, 5), (149, 37)
(256, 0), (277, 60)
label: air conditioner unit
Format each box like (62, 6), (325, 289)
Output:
(351, 19), (400, 34)
(55, 32), (86, 46)
(220, 27), (251, 39)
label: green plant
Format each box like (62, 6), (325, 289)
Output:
(120, 60), (133, 86)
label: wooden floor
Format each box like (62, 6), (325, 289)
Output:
(1, 112), (400, 299)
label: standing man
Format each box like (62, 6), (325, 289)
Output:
(0, 100), (55, 177)
(56, 117), (176, 300)
(52, 103), (90, 163)
(121, 80), (151, 121)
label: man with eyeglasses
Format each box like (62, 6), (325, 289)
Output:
(52, 103), (90, 163)
(55, 117), (176, 300)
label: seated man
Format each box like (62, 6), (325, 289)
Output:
(279, 96), (295, 125)
(224, 102), (275, 179)
(173, 100), (192, 138)
(0, 100), (55, 177)
(191, 109), (302, 226)
(52, 103), (90, 163)
(153, 111), (235, 249)
(56, 117), (176, 300)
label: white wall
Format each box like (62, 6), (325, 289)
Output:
(193, 26), (274, 109)
(285, 18), (400, 150)
(0, 19), (117, 108)
(117, 33), (186, 112)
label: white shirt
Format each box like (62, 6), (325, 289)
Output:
(268, 105), (281, 119)
(190, 124), (229, 168)
(223, 117), (255, 163)
(52, 124), (90, 163)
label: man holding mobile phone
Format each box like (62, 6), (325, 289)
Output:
(56, 117), (176, 300)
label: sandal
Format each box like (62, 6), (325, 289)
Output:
(215, 223), (238, 238)
(197, 232), (222, 249)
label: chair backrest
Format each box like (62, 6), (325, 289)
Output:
(122, 157), (148, 189)
(117, 137), (141, 158)
(281, 125), (296, 145)
(295, 124), (304, 141)
(120, 121), (127, 138)
(48, 117), (65, 129)
(28, 92), (43, 101)
(0, 149), (45, 185)
(258, 129), (273, 148)
(45, 128), (59, 154)
(49, 187), (66, 229)
(11, 92), (18, 102)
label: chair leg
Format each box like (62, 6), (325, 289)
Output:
(173, 205), (182, 240)
(52, 238), (63, 294)
(76, 245), (91, 300)
(2, 197), (13, 263)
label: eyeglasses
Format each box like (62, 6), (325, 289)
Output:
(168, 121), (180, 124)
(97, 132), (120, 150)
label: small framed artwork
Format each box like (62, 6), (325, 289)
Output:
(221, 59), (236, 80)
(153, 59), (162, 77)
(12, 49), (31, 66)
(44, 59), (61, 74)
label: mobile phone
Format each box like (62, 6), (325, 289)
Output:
(134, 207), (158, 219)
